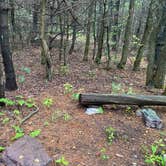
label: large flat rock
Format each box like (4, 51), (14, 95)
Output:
(2, 135), (53, 166)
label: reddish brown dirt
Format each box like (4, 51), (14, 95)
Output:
(0, 47), (166, 166)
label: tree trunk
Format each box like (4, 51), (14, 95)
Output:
(92, 1), (97, 60)
(0, 60), (5, 103)
(0, 4), (17, 91)
(79, 93), (166, 106)
(153, 3), (166, 88)
(146, 0), (164, 86)
(112, 0), (120, 51)
(31, 0), (39, 44)
(117, 0), (135, 69)
(69, 20), (77, 55)
(40, 0), (53, 81)
(95, 0), (107, 64)
(83, 1), (93, 61)
(133, 0), (152, 71)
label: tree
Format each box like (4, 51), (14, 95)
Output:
(145, 0), (164, 86)
(153, 2), (166, 88)
(83, 1), (93, 61)
(117, 0), (135, 69)
(31, 0), (40, 43)
(40, 0), (53, 81)
(0, 1), (17, 91)
(133, 0), (152, 71)
(112, 0), (120, 51)
(95, 0), (107, 64)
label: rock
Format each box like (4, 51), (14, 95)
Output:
(135, 109), (142, 117)
(136, 108), (163, 129)
(2, 135), (53, 166)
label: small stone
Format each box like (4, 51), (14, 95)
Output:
(34, 158), (40, 163)
(132, 162), (137, 166)
(136, 109), (142, 117)
(19, 155), (24, 160)
(133, 155), (138, 159)
(115, 154), (124, 158)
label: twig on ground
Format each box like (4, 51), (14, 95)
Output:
(20, 106), (39, 126)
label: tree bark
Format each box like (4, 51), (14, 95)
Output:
(145, 0), (164, 86)
(79, 93), (166, 106)
(0, 4), (17, 91)
(133, 0), (152, 71)
(112, 0), (120, 51)
(95, 0), (107, 64)
(0, 60), (5, 104)
(117, 0), (135, 69)
(40, 0), (53, 81)
(83, 1), (93, 61)
(69, 20), (77, 55)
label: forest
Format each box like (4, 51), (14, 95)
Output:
(0, 0), (166, 165)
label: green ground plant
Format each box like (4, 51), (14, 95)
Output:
(59, 65), (69, 75)
(2, 118), (10, 124)
(63, 113), (72, 121)
(55, 156), (69, 166)
(63, 83), (73, 94)
(43, 98), (53, 108)
(0, 146), (5, 152)
(11, 125), (24, 141)
(105, 126), (116, 145)
(100, 148), (110, 160)
(143, 139), (166, 166)
(29, 129), (41, 138)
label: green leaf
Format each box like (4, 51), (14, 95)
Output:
(2, 118), (10, 124)
(151, 145), (157, 154)
(71, 93), (80, 101)
(13, 109), (20, 115)
(16, 99), (25, 106)
(12, 125), (23, 133)
(29, 129), (41, 138)
(97, 107), (104, 114)
(55, 156), (69, 166)
(11, 132), (24, 141)
(18, 75), (25, 83)
(0, 146), (5, 152)
(21, 67), (31, 74)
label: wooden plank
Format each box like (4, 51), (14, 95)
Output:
(79, 93), (166, 106)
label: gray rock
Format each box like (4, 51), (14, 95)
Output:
(136, 108), (163, 129)
(2, 135), (53, 166)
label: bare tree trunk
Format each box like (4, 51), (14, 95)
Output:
(95, 0), (107, 64)
(112, 0), (120, 51)
(0, 60), (5, 99)
(92, 1), (97, 60)
(31, 0), (39, 44)
(117, 0), (135, 69)
(133, 0), (152, 71)
(83, 1), (93, 61)
(69, 20), (77, 55)
(146, 0), (164, 87)
(40, 0), (53, 81)
(0, 3), (17, 91)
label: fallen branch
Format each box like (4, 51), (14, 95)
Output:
(20, 106), (39, 125)
(79, 93), (166, 106)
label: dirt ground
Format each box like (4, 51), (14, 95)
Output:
(0, 47), (166, 166)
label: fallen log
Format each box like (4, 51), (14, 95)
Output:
(79, 93), (166, 106)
